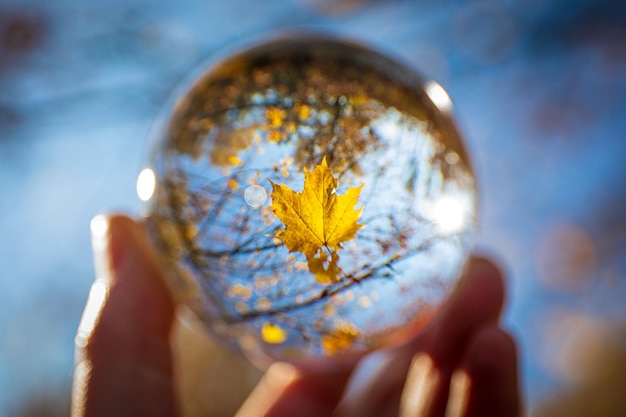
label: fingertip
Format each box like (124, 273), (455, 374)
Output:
(78, 214), (140, 350)
(90, 212), (175, 340)
(105, 213), (146, 239)
(89, 214), (144, 278)
(465, 325), (518, 372)
(463, 256), (505, 311)
(425, 256), (506, 361)
(106, 214), (148, 271)
(465, 256), (502, 278)
(457, 325), (521, 417)
(453, 256), (506, 325)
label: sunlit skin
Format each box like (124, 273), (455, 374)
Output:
(72, 214), (521, 417)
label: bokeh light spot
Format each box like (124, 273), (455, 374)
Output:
(244, 185), (268, 208)
(137, 168), (156, 201)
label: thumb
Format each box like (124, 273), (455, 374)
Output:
(72, 215), (178, 417)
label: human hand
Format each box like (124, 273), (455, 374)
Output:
(72, 214), (521, 417)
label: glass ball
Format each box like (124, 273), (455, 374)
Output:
(141, 35), (477, 366)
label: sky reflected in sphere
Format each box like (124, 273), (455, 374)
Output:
(144, 36), (477, 364)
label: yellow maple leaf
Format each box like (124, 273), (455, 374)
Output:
(270, 156), (363, 282)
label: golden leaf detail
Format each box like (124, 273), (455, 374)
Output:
(266, 106), (286, 128)
(261, 322), (287, 344)
(270, 156), (364, 282)
(321, 322), (359, 356)
(307, 249), (341, 284)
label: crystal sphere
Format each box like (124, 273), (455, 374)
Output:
(141, 35), (477, 365)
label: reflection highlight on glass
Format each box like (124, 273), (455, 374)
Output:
(425, 81), (453, 113)
(137, 167), (156, 202)
(427, 193), (472, 234)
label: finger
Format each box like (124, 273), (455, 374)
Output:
(336, 256), (505, 417)
(405, 257), (505, 417)
(447, 325), (521, 417)
(72, 215), (178, 417)
(425, 257), (505, 361)
(236, 362), (353, 417)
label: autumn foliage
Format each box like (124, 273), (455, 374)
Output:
(270, 156), (364, 283)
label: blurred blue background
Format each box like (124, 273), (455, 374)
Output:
(1, 0), (625, 415)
